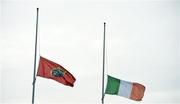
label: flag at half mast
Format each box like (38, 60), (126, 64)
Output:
(105, 75), (145, 101)
(37, 56), (76, 87)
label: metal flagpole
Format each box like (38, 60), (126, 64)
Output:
(101, 22), (106, 104)
(32, 8), (39, 104)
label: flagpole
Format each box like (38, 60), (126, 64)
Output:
(102, 22), (106, 104)
(32, 8), (39, 104)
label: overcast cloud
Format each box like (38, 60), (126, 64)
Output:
(1, 0), (180, 104)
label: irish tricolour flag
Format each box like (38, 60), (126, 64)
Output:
(105, 75), (145, 101)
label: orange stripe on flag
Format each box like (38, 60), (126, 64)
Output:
(130, 83), (145, 101)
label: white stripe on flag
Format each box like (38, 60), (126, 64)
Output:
(118, 80), (133, 98)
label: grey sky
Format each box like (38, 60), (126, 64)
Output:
(1, 0), (180, 104)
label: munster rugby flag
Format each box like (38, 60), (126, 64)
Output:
(105, 75), (145, 101)
(37, 56), (76, 87)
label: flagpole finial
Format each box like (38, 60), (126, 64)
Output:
(104, 22), (106, 24)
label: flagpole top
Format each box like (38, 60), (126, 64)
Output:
(37, 8), (39, 10)
(104, 22), (106, 24)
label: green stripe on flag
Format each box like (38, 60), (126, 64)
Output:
(105, 75), (120, 95)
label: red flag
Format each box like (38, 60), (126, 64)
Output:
(37, 56), (76, 87)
